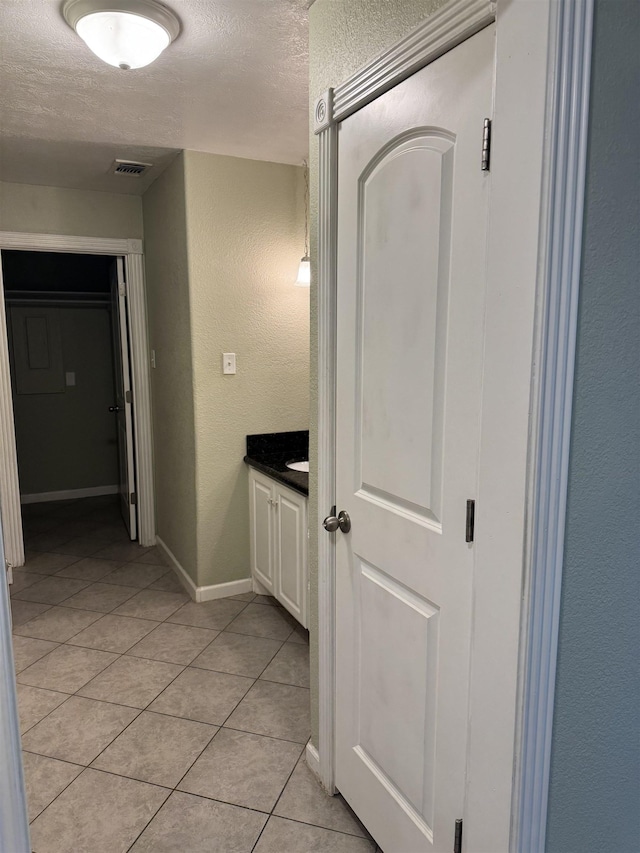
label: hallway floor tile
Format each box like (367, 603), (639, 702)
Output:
(11, 496), (375, 852)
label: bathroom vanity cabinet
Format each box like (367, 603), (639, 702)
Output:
(248, 468), (308, 628)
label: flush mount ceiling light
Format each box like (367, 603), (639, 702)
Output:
(63, 0), (180, 70)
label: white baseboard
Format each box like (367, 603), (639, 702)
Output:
(155, 536), (197, 600)
(306, 742), (321, 779)
(155, 536), (252, 603)
(197, 577), (253, 603)
(21, 485), (118, 505)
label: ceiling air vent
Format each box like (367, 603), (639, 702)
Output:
(113, 159), (152, 176)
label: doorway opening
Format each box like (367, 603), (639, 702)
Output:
(1, 250), (138, 546)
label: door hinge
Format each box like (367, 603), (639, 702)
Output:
(130, 492), (137, 506)
(118, 281), (126, 297)
(454, 818), (463, 853)
(481, 118), (491, 171)
(465, 500), (475, 543)
(125, 389), (132, 404)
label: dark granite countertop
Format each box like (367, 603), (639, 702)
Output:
(244, 430), (309, 496)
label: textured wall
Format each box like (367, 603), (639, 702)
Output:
(10, 306), (118, 495)
(142, 154), (198, 579)
(183, 151), (309, 587)
(0, 181), (143, 238)
(308, 0), (450, 747)
(546, 3), (640, 850)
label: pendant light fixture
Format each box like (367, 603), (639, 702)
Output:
(296, 161), (311, 286)
(63, 0), (180, 70)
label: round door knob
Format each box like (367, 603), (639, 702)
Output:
(323, 511), (351, 534)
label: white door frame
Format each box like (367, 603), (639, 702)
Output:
(0, 519), (30, 852)
(0, 233), (156, 563)
(312, 0), (594, 850)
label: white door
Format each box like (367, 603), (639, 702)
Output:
(110, 258), (137, 540)
(334, 25), (494, 853)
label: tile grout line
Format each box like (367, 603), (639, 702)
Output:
(18, 692), (75, 738)
(13, 586), (187, 638)
(24, 757), (84, 825)
(165, 626), (303, 794)
(168, 721), (226, 796)
(250, 811), (271, 852)
(24, 700), (317, 840)
(14, 576), (287, 635)
(269, 751), (306, 819)
(23, 644), (159, 828)
(17, 616), (308, 716)
(18, 636), (310, 743)
(16, 514), (318, 848)
(82, 589), (258, 851)
(18, 578), (199, 748)
(154, 596), (314, 849)
(29, 757), (372, 848)
(13, 561), (172, 605)
(19, 679), (315, 753)
(55, 594), (258, 762)
(39, 636), (199, 786)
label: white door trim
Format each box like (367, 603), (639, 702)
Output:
(0, 522), (30, 852)
(0, 261), (22, 570)
(0, 233), (156, 558)
(512, 2), (594, 850)
(313, 0), (594, 849)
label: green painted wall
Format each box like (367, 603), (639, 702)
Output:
(142, 153), (198, 580)
(0, 181), (143, 239)
(183, 151), (309, 588)
(142, 152), (309, 587)
(10, 305), (118, 495)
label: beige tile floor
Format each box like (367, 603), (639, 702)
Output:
(11, 496), (377, 853)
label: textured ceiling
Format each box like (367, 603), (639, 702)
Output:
(0, 0), (309, 194)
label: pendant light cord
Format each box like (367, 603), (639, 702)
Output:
(303, 159), (309, 257)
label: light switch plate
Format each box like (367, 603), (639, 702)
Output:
(65, 371), (76, 387)
(223, 353), (236, 375)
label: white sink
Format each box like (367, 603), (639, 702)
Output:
(286, 460), (309, 473)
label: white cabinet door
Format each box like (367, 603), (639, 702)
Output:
(249, 470), (276, 593)
(274, 483), (308, 628)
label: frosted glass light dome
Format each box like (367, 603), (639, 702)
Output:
(76, 11), (169, 69)
(64, 0), (180, 70)
(296, 256), (311, 286)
